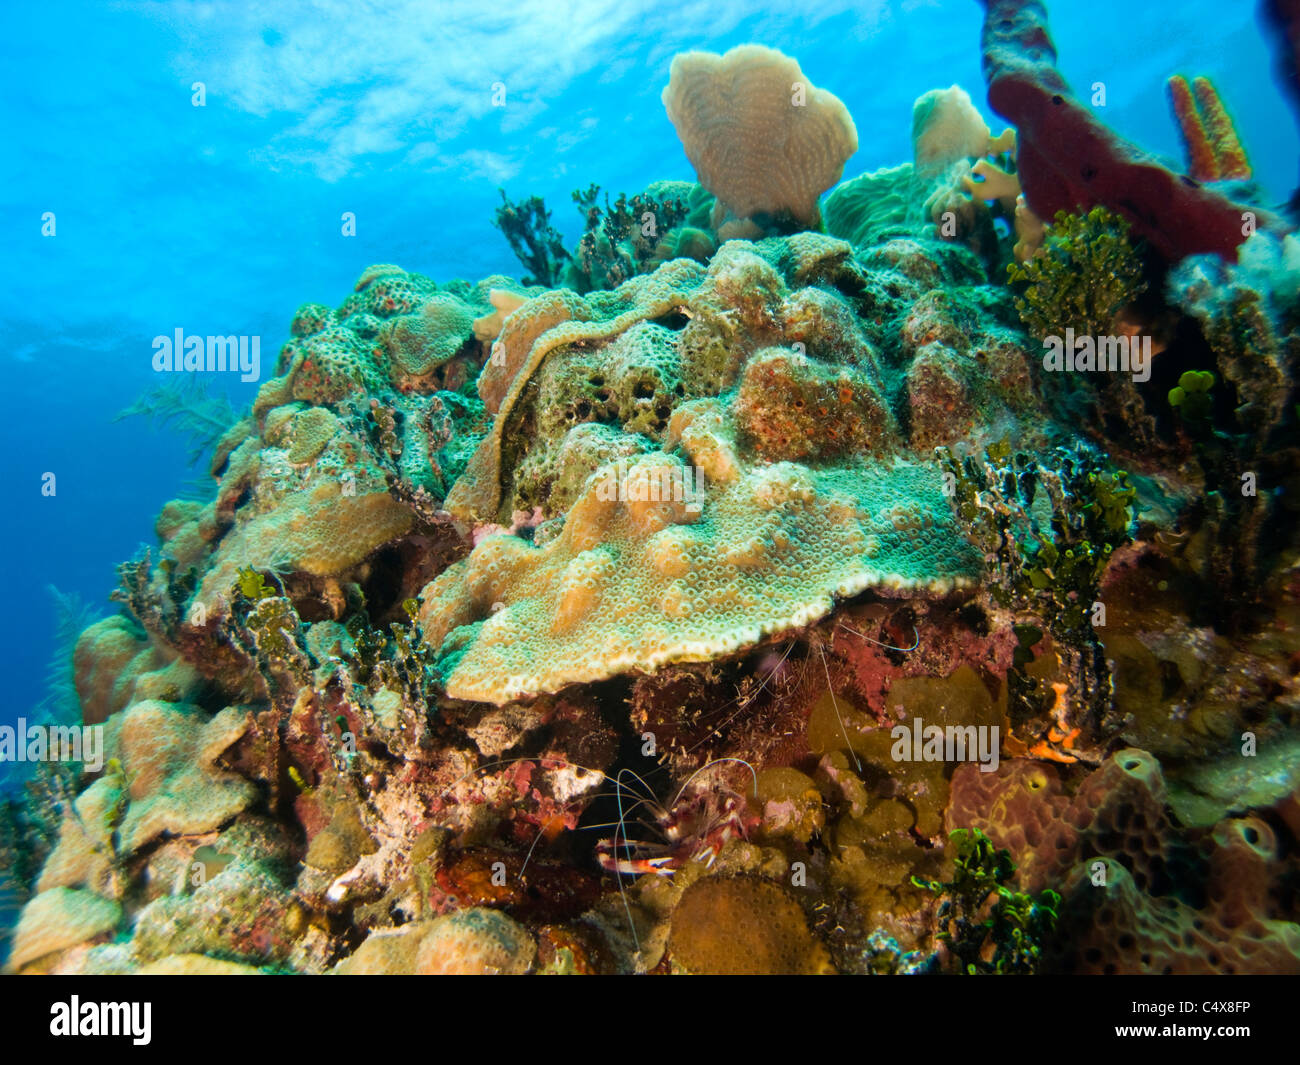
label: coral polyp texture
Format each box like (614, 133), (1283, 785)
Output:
(6, 23), (1300, 982)
(424, 455), (978, 703)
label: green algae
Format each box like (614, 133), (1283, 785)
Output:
(1007, 206), (1147, 339)
(1169, 369), (1216, 420)
(912, 827), (1061, 975)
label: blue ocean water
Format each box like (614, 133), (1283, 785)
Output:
(0, 0), (1295, 747)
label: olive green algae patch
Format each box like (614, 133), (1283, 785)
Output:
(1166, 734), (1300, 828)
(419, 455), (981, 704)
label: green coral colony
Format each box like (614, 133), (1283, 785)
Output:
(7, 12), (1300, 977)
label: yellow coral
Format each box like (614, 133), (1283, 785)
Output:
(963, 158), (1020, 213)
(668, 876), (833, 974)
(286, 407), (340, 465)
(475, 289), (591, 415)
(138, 954), (264, 975)
(472, 287), (529, 343)
(5, 888), (122, 973)
(450, 260), (707, 522)
(332, 908), (536, 974)
(422, 451), (978, 704)
(382, 293), (476, 380)
(198, 484), (414, 603)
(1012, 195), (1046, 262)
(35, 701), (256, 872)
(115, 701), (255, 851)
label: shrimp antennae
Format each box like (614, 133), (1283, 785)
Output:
(426, 753), (660, 966)
(684, 638), (796, 756)
(818, 640), (863, 774)
(518, 769), (664, 876)
(837, 620), (920, 653)
(613, 769), (642, 958)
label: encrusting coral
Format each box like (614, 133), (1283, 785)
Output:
(823, 84), (1019, 271)
(667, 875), (833, 974)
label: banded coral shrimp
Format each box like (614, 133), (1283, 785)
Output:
(580, 756), (759, 961)
(422, 750), (759, 966)
(588, 758), (759, 877)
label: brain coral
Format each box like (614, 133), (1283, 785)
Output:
(448, 258), (714, 522)
(668, 875), (833, 974)
(662, 44), (858, 228)
(824, 164), (919, 250)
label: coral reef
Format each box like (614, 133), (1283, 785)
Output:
(1160, 233), (1300, 609)
(565, 185), (693, 292)
(1006, 207), (1146, 340)
(948, 751), (1300, 974)
(824, 85), (1015, 264)
(6, 24), (1300, 982)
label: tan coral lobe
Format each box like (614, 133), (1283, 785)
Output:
(662, 44), (858, 227)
